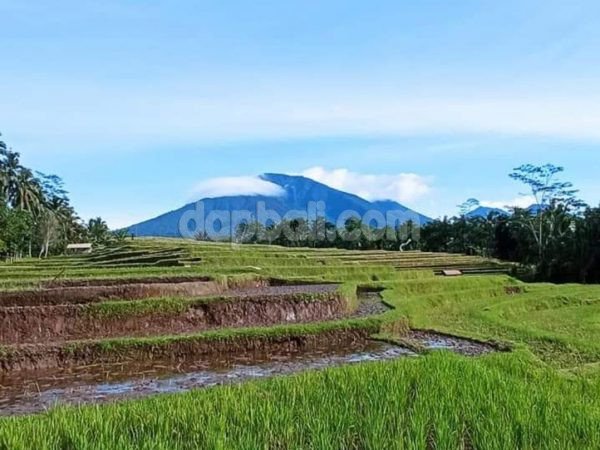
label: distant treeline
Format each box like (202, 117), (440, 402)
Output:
(200, 216), (420, 252)
(421, 205), (600, 283)
(422, 164), (599, 283)
(199, 164), (599, 284)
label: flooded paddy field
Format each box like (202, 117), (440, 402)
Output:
(0, 334), (497, 416)
(0, 278), (498, 416)
(0, 341), (414, 416)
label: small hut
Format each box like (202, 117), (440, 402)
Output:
(66, 243), (93, 254)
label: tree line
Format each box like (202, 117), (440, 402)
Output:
(421, 164), (599, 283)
(0, 134), (116, 259)
(212, 164), (598, 283)
(220, 216), (419, 251)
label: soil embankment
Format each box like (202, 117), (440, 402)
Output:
(0, 325), (378, 372)
(0, 279), (225, 307)
(0, 288), (346, 344)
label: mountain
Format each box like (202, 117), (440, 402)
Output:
(526, 204), (546, 215)
(466, 206), (508, 218)
(125, 173), (431, 238)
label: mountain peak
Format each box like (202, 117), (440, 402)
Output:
(466, 206), (508, 218)
(126, 173), (431, 238)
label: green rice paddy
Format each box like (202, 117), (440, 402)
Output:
(0, 238), (599, 449)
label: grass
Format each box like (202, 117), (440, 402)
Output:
(379, 278), (600, 368)
(85, 290), (344, 320)
(67, 318), (381, 355)
(1, 238), (599, 448)
(0, 238), (509, 290)
(0, 351), (599, 449)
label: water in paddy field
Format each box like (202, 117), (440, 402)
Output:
(0, 289), (496, 416)
(0, 342), (416, 417)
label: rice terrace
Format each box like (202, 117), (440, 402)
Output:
(0, 237), (597, 449)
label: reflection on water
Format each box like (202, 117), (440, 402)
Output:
(0, 342), (415, 416)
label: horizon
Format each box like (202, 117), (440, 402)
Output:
(127, 171), (537, 235)
(1, 1), (599, 228)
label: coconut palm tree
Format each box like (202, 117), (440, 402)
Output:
(0, 145), (43, 213)
(13, 167), (43, 212)
(0, 148), (21, 203)
(87, 217), (111, 244)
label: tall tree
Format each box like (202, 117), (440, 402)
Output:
(0, 147), (21, 204)
(458, 198), (480, 216)
(13, 167), (43, 212)
(510, 164), (585, 273)
(1, 134), (89, 258)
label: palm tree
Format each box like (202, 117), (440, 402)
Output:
(1, 134), (84, 258)
(0, 146), (43, 213)
(0, 149), (21, 203)
(13, 167), (43, 212)
(36, 193), (87, 257)
(87, 217), (111, 245)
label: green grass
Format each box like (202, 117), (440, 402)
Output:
(1, 351), (599, 450)
(85, 290), (344, 320)
(1, 239), (600, 448)
(67, 318), (381, 355)
(0, 238), (510, 290)
(378, 278), (600, 368)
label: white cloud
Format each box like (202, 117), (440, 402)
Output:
(480, 195), (536, 210)
(5, 81), (600, 157)
(301, 167), (432, 204)
(190, 176), (285, 200)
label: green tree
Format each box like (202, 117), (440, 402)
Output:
(510, 164), (585, 275)
(87, 217), (111, 245)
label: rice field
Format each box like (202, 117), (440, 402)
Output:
(0, 238), (599, 449)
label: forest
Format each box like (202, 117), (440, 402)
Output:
(0, 135), (114, 258)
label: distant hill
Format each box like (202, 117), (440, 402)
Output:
(526, 204), (546, 215)
(466, 206), (508, 218)
(126, 173), (431, 238)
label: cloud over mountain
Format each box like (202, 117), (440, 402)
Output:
(480, 196), (536, 210)
(190, 176), (285, 200)
(301, 167), (432, 204)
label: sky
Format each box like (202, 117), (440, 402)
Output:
(1, 0), (599, 228)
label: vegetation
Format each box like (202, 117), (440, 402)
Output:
(1, 351), (599, 450)
(0, 239), (507, 290)
(196, 164), (599, 283)
(85, 290), (342, 320)
(4, 140), (594, 285)
(227, 216), (419, 251)
(0, 136), (83, 258)
(1, 141), (599, 448)
(0, 240), (599, 448)
(0, 134), (123, 259)
(64, 318), (380, 355)
(422, 164), (600, 283)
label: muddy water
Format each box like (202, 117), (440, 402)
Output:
(0, 342), (415, 417)
(352, 290), (391, 317)
(407, 330), (498, 356)
(225, 284), (339, 297)
(0, 288), (496, 416)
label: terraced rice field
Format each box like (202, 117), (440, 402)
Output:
(0, 239), (599, 449)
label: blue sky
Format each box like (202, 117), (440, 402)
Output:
(1, 0), (599, 227)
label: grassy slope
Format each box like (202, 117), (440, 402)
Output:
(382, 278), (600, 368)
(0, 239), (599, 448)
